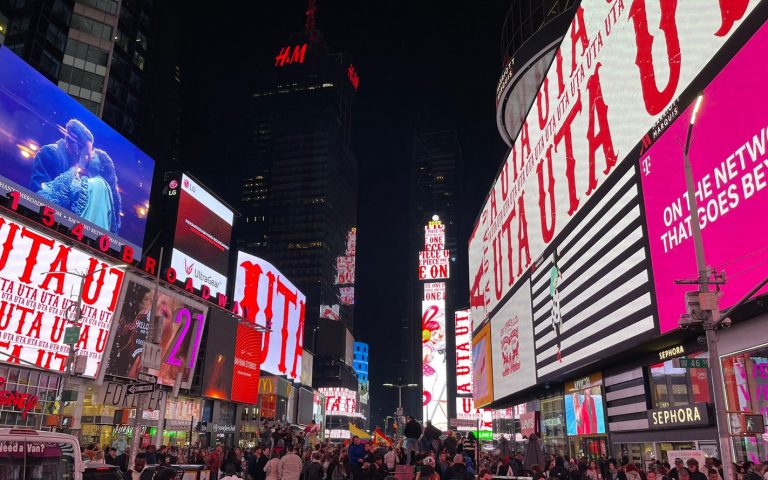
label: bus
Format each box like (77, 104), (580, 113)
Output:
(0, 428), (83, 480)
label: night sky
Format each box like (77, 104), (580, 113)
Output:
(179, 2), (510, 425)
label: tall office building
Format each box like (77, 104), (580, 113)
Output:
(0, 0), (182, 166)
(407, 115), (463, 421)
(237, 8), (359, 397)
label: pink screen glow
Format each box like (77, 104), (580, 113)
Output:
(641, 22), (768, 333)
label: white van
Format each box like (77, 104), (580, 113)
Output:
(0, 428), (83, 480)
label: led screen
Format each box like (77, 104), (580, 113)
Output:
(454, 310), (473, 396)
(318, 387), (360, 417)
(565, 378), (606, 436)
(233, 251), (304, 381)
(0, 212), (124, 377)
(471, 322), (494, 407)
(490, 279), (536, 399)
(422, 297), (447, 430)
(640, 20), (768, 333)
(469, 0), (759, 323)
(201, 310), (236, 400)
(169, 174), (233, 298)
(232, 322), (263, 404)
(0, 48), (154, 256)
(105, 273), (208, 389)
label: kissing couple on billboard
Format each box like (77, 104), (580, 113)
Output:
(30, 118), (123, 234)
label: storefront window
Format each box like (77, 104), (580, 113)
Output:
(541, 397), (566, 456)
(649, 353), (712, 408)
(0, 365), (60, 429)
(722, 346), (768, 464)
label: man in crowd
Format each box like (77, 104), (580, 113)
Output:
(279, 447), (303, 480)
(687, 459), (707, 480)
(403, 416), (422, 465)
(447, 454), (474, 480)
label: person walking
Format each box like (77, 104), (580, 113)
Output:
(265, 451), (281, 480)
(279, 447), (303, 480)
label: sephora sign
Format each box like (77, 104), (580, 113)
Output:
(469, 0), (761, 323)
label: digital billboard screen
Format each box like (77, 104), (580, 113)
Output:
(201, 310), (236, 400)
(468, 0), (760, 324)
(564, 374), (606, 436)
(0, 48), (154, 256)
(640, 20), (768, 333)
(454, 310), (473, 396)
(169, 174), (233, 298)
(472, 322), (494, 407)
(200, 309), (262, 404)
(490, 279), (536, 399)
(0, 211), (124, 377)
(233, 251), (305, 381)
(422, 298), (447, 429)
(105, 273), (208, 389)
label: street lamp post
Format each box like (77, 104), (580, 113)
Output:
(383, 383), (417, 434)
(679, 95), (734, 477)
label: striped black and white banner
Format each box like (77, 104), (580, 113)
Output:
(531, 166), (656, 379)
(605, 367), (650, 432)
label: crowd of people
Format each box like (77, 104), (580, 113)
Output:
(79, 418), (768, 480)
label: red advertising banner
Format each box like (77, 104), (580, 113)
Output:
(0, 212), (124, 377)
(232, 323), (262, 404)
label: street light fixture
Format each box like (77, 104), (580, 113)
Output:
(383, 383), (418, 425)
(678, 94), (734, 476)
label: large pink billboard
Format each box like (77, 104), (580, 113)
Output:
(641, 21), (768, 333)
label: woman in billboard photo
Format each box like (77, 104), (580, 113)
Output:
(37, 146), (123, 233)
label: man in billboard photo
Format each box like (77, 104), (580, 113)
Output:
(29, 118), (93, 192)
(37, 147), (123, 233)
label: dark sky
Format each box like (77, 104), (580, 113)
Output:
(179, 1), (509, 425)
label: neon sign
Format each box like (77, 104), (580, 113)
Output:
(275, 44), (308, 67)
(347, 65), (359, 90)
(0, 376), (38, 418)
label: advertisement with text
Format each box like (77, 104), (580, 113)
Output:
(0, 48), (154, 256)
(233, 251), (305, 381)
(469, 0), (760, 324)
(105, 274), (208, 388)
(641, 20), (768, 333)
(170, 174), (234, 298)
(0, 212), (124, 377)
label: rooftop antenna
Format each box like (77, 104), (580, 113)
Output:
(306, 0), (318, 43)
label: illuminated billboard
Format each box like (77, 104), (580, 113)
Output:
(490, 279), (536, 399)
(169, 174), (233, 298)
(318, 387), (360, 417)
(0, 212), (124, 377)
(233, 251), (305, 381)
(564, 373), (606, 436)
(0, 48), (154, 256)
(422, 299), (447, 428)
(472, 322), (493, 407)
(201, 309), (265, 404)
(641, 20), (768, 333)
(105, 273), (208, 389)
(469, 0), (760, 324)
(419, 220), (450, 280)
(454, 310), (472, 396)
(319, 304), (340, 321)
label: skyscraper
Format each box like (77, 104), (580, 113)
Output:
(237, 9), (359, 391)
(0, 0), (182, 166)
(408, 115), (463, 421)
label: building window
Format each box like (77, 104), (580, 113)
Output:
(70, 13), (112, 41)
(76, 0), (118, 15)
(648, 353), (712, 409)
(722, 346), (768, 464)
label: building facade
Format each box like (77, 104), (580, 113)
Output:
(467, 0), (768, 472)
